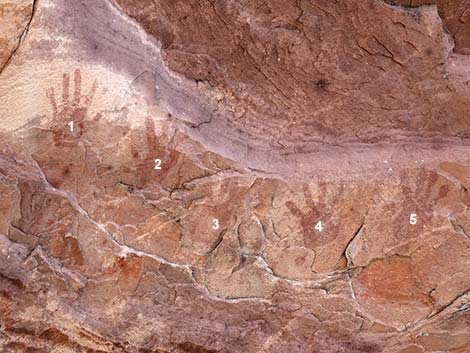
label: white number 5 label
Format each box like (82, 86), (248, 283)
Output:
(409, 213), (417, 225)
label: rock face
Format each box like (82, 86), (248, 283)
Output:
(385, 0), (470, 55)
(0, 1), (469, 353)
(0, 0), (34, 71)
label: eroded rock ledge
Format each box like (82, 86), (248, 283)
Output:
(0, 0), (469, 352)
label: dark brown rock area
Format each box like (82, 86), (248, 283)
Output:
(0, 0), (469, 352)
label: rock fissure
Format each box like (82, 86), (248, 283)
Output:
(0, 0), (37, 77)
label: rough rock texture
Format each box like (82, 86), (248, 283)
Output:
(385, 0), (470, 55)
(0, 0), (469, 352)
(0, 0), (34, 71)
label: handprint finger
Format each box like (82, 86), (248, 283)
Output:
(62, 72), (70, 106)
(73, 68), (81, 106)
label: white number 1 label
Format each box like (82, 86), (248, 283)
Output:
(68, 121), (74, 132)
(409, 213), (417, 225)
(315, 221), (323, 232)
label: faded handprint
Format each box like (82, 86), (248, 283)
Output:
(46, 68), (101, 146)
(286, 183), (343, 249)
(127, 116), (180, 187)
(385, 168), (449, 241)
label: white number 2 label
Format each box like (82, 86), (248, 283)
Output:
(315, 221), (323, 232)
(154, 159), (162, 170)
(212, 219), (220, 230)
(409, 213), (417, 225)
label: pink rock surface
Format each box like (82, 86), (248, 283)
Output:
(0, 1), (469, 352)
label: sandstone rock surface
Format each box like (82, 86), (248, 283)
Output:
(0, 1), (469, 352)
(0, 0), (34, 71)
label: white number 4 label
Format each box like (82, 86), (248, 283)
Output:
(409, 213), (417, 225)
(315, 221), (323, 232)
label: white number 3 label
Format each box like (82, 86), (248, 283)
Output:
(409, 213), (417, 225)
(315, 221), (323, 232)
(212, 219), (220, 230)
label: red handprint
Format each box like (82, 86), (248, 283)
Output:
(46, 68), (101, 146)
